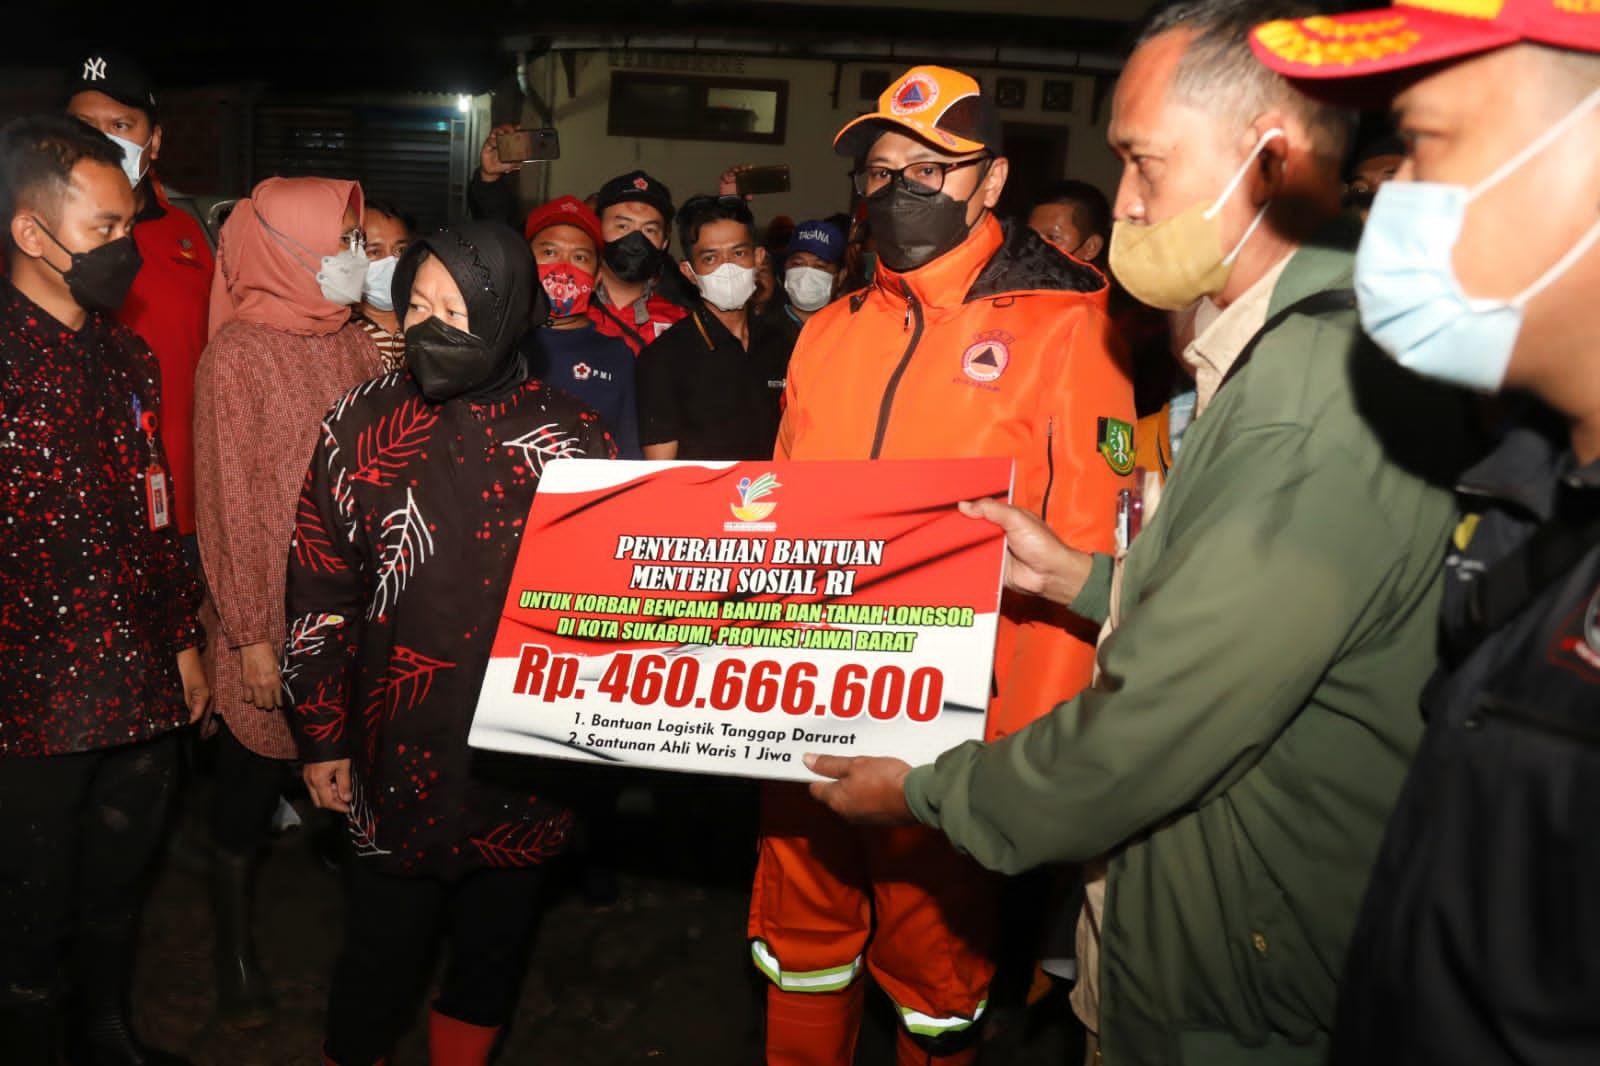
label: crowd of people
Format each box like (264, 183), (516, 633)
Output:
(1, 0), (1597, 1064)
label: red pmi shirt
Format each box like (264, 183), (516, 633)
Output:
(120, 176), (213, 536)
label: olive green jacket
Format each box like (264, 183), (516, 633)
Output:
(905, 229), (1468, 1065)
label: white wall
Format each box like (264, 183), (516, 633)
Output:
(510, 49), (1122, 245)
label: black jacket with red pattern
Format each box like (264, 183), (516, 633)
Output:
(283, 370), (615, 877)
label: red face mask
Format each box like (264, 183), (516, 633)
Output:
(539, 262), (594, 318)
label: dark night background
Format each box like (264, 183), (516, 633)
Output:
(14, 2), (1380, 1062)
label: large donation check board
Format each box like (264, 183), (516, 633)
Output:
(468, 458), (1012, 783)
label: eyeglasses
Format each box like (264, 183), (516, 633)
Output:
(852, 156), (992, 197)
(339, 228), (366, 253)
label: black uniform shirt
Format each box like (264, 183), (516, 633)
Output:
(635, 308), (794, 461)
(1333, 412), (1600, 1066)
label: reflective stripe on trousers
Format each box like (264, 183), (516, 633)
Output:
(754, 938), (987, 1037)
(752, 939), (864, 993)
(899, 999), (987, 1038)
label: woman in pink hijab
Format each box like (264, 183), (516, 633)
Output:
(192, 176), (384, 1027)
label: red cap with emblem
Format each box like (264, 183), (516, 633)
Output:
(1251, 0), (1600, 101)
(523, 195), (604, 250)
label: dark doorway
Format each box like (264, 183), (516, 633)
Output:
(996, 121), (1071, 225)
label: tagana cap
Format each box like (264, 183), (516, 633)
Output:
(523, 195), (604, 250)
(834, 65), (1000, 158)
(784, 220), (846, 265)
(1251, 0), (1600, 101)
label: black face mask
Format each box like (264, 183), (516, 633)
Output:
(601, 230), (662, 284)
(405, 316), (500, 402)
(866, 172), (985, 274)
(34, 220), (143, 313)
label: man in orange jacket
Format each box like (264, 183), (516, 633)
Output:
(751, 65), (1134, 1066)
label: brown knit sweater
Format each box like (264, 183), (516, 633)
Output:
(193, 319), (382, 758)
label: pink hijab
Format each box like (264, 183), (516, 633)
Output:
(208, 176), (364, 338)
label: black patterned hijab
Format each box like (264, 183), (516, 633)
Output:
(393, 221), (550, 402)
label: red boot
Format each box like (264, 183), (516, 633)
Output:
(764, 981), (866, 1066)
(894, 1023), (979, 1066)
(429, 1008), (500, 1066)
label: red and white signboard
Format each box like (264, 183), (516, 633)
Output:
(468, 458), (1011, 782)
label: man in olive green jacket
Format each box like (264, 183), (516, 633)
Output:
(805, 2), (1473, 1063)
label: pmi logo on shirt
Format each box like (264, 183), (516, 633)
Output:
(572, 362), (616, 383)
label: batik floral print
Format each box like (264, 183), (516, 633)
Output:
(0, 283), (201, 756)
(283, 371), (615, 876)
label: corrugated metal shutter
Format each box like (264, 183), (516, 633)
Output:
(250, 101), (470, 230)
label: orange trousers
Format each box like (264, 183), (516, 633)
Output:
(749, 782), (997, 1065)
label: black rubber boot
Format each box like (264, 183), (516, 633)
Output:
(0, 984), (64, 1066)
(209, 849), (274, 1028)
(66, 927), (195, 1066)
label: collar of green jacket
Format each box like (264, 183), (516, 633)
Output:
(1264, 213), (1363, 318)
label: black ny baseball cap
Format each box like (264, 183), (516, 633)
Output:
(64, 48), (158, 119)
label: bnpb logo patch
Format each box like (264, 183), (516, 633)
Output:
(890, 74), (940, 116)
(961, 332), (1011, 383)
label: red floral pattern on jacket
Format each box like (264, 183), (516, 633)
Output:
(284, 371), (615, 876)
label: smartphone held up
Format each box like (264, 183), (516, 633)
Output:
(495, 128), (562, 165)
(734, 164), (791, 197)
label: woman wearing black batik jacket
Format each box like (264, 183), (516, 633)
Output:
(284, 222), (615, 1066)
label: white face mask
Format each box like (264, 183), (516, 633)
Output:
(694, 261), (758, 312)
(316, 244), (370, 307)
(106, 131), (152, 188)
(257, 212), (370, 307)
(363, 255), (399, 311)
(784, 265), (836, 311)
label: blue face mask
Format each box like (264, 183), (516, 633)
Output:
(363, 255), (399, 311)
(1355, 87), (1600, 393)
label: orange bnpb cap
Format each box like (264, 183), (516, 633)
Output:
(1251, 0), (1600, 99)
(834, 66), (1001, 158)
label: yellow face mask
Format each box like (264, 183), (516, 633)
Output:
(1109, 128), (1284, 312)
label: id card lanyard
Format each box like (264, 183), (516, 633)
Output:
(132, 393), (171, 531)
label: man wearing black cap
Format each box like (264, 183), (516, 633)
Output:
(66, 47), (213, 572)
(585, 168), (691, 355)
(467, 141), (689, 356)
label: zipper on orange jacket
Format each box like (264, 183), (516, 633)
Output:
(1042, 417), (1056, 523)
(870, 284), (924, 459)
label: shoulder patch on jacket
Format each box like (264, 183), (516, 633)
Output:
(1098, 417), (1135, 475)
(967, 220), (1107, 302)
